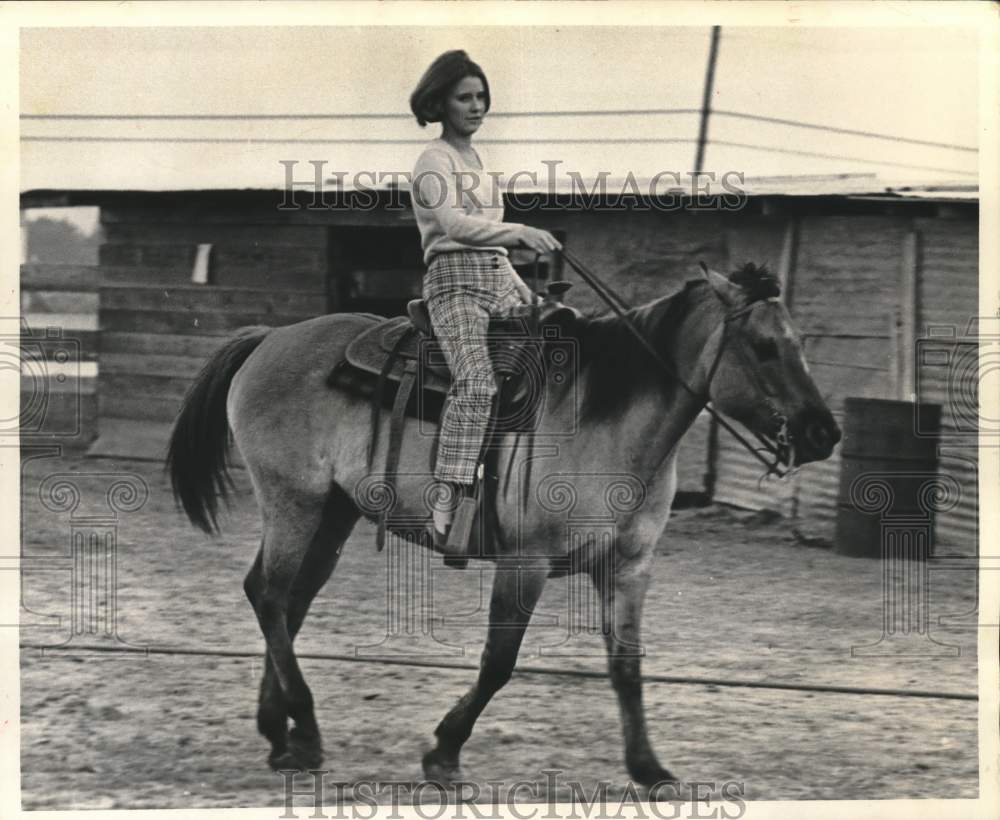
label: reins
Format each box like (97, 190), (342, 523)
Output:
(557, 248), (791, 479)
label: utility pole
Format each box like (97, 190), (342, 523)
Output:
(694, 25), (721, 176)
(698, 25), (722, 503)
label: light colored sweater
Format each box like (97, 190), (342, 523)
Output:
(411, 138), (525, 264)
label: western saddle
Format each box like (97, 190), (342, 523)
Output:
(335, 281), (577, 555)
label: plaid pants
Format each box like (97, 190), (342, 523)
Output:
(424, 251), (523, 485)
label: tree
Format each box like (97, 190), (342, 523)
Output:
(25, 217), (101, 264)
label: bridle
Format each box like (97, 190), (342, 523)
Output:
(701, 296), (795, 480)
(558, 249), (793, 480)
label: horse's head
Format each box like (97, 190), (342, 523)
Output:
(699, 263), (841, 467)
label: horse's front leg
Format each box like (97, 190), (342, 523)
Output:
(591, 555), (678, 788)
(422, 561), (549, 784)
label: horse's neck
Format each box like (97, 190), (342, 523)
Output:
(628, 298), (718, 478)
(565, 296), (716, 480)
(615, 366), (707, 479)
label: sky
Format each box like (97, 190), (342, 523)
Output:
(19, 23), (980, 195)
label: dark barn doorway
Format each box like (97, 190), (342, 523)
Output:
(329, 225), (564, 317)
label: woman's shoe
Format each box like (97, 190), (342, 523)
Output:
(426, 522), (469, 570)
(430, 523), (449, 551)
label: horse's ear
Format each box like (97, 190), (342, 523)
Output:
(700, 263), (741, 308)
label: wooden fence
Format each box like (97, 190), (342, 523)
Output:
(20, 262), (327, 459)
(20, 264), (100, 449)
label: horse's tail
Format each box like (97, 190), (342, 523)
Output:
(166, 325), (271, 534)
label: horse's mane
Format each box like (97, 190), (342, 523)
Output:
(729, 261), (780, 302)
(560, 263), (780, 421)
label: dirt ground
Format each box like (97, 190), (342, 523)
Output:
(19, 452), (980, 809)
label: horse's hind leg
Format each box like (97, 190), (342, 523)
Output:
(422, 562), (548, 784)
(248, 484), (360, 769)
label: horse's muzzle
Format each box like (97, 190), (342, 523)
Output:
(792, 408), (841, 464)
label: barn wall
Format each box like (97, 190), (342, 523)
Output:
(99, 220), (330, 291)
(914, 216), (979, 554)
(788, 214), (908, 538)
(89, 206), (329, 459)
(542, 208), (729, 311)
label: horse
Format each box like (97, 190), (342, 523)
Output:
(166, 262), (841, 787)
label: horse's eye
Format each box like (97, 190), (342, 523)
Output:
(752, 339), (779, 361)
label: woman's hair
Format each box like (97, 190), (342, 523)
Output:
(410, 50), (491, 127)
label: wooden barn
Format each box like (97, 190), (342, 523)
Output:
(19, 177), (979, 553)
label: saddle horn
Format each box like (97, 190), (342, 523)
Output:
(544, 280), (573, 299)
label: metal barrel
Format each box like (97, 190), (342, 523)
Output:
(834, 398), (941, 558)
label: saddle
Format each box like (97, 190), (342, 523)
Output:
(346, 304), (532, 397)
(337, 281), (577, 553)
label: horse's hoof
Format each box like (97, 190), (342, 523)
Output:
(288, 727), (324, 769)
(629, 763), (681, 792)
(422, 748), (463, 785)
(268, 747), (324, 772)
(268, 748), (304, 772)
(267, 731), (323, 772)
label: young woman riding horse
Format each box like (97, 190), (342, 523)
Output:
(409, 50), (561, 550)
(167, 251), (841, 784)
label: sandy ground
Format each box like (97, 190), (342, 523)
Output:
(19, 452), (980, 809)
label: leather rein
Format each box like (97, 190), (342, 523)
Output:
(558, 248), (793, 480)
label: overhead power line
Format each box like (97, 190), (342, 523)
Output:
(21, 109), (977, 153)
(711, 139), (977, 177)
(714, 110), (976, 153)
(22, 136), (445, 145)
(21, 135), (697, 145)
(20, 109), (702, 121)
(20, 134), (977, 176)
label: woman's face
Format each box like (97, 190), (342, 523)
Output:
(442, 75), (488, 138)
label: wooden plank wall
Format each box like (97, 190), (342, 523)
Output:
(97, 284), (325, 425)
(89, 209), (329, 459)
(99, 222), (329, 291)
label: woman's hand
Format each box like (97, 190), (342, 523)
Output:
(518, 226), (562, 254)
